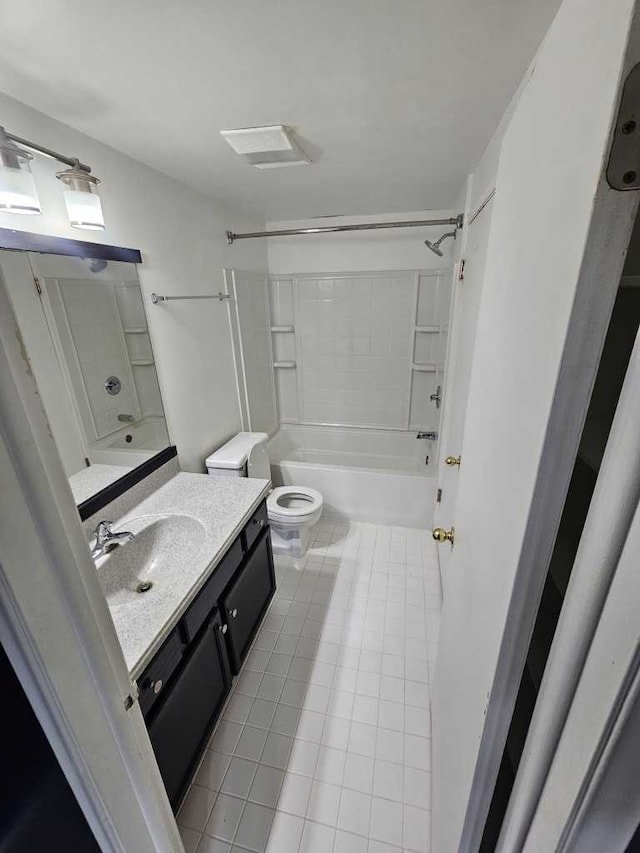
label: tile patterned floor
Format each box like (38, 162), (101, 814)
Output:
(177, 520), (441, 853)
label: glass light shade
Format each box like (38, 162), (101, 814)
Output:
(62, 187), (105, 230)
(0, 159), (41, 214)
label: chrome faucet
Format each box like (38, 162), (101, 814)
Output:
(91, 520), (134, 558)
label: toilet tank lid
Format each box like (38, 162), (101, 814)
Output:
(205, 432), (269, 469)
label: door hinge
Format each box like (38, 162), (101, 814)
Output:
(124, 684), (139, 711)
(607, 61), (640, 190)
(458, 259), (465, 281)
(436, 488), (442, 503)
(33, 276), (42, 296)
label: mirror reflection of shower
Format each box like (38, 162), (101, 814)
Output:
(425, 229), (457, 257)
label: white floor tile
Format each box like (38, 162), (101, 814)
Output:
(334, 828), (368, 853)
(234, 726), (268, 762)
(196, 836), (230, 853)
(178, 825), (200, 853)
(373, 759), (404, 803)
(288, 739), (320, 777)
(343, 752), (374, 795)
(247, 698), (277, 730)
(369, 797), (403, 847)
(299, 819), (336, 853)
(277, 772), (312, 817)
(337, 788), (372, 837)
(296, 709), (326, 743)
(195, 750), (232, 793)
(403, 767), (431, 811)
(306, 779), (341, 826)
(178, 785), (217, 833)
(258, 732), (292, 771)
(205, 794), (244, 842)
(248, 764), (285, 809)
(348, 721), (378, 758)
(221, 757), (257, 799)
(179, 522), (439, 853)
(403, 804), (430, 853)
(234, 802), (275, 852)
(269, 703), (300, 737)
(265, 811), (304, 852)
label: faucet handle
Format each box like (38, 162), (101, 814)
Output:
(93, 520), (113, 541)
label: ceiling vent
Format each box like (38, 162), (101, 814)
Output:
(220, 125), (310, 169)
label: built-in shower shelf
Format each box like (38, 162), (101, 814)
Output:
(273, 361), (297, 369)
(130, 359), (155, 366)
(270, 325), (295, 333)
(123, 327), (149, 334)
(415, 325), (440, 333)
(411, 363), (437, 372)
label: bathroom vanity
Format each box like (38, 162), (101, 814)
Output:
(93, 472), (275, 810)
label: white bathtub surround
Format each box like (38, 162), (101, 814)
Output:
(269, 425), (435, 528)
(177, 519), (441, 853)
(266, 269), (451, 435)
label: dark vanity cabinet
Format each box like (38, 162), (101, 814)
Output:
(223, 527), (275, 672)
(138, 500), (275, 810)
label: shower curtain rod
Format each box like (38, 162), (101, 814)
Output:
(226, 214), (464, 244)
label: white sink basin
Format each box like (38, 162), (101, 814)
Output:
(96, 514), (206, 607)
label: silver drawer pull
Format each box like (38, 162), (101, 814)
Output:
(221, 624), (228, 634)
(153, 679), (163, 695)
(230, 608), (238, 618)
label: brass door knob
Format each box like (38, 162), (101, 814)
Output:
(432, 526), (455, 545)
(445, 455), (461, 467)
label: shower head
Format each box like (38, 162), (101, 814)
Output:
(424, 229), (457, 257)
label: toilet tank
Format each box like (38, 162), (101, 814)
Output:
(205, 432), (271, 480)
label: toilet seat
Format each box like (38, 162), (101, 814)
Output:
(267, 486), (323, 521)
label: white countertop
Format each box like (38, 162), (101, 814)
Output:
(69, 463), (133, 504)
(96, 471), (270, 679)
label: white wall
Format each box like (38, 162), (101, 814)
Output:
(266, 210), (456, 274)
(0, 92), (267, 472)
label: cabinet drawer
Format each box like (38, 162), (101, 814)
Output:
(138, 628), (184, 718)
(222, 529), (276, 673)
(243, 501), (269, 552)
(147, 611), (230, 808)
(182, 536), (243, 643)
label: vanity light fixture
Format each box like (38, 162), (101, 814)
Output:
(56, 162), (105, 231)
(0, 125), (105, 230)
(0, 127), (41, 215)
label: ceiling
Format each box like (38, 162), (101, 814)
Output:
(0, 0), (562, 219)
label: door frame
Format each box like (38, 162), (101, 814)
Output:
(454, 9), (640, 849)
(0, 273), (183, 851)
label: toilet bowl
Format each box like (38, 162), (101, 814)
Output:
(267, 485), (323, 557)
(205, 432), (323, 557)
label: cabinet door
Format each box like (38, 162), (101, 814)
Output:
(222, 530), (276, 673)
(146, 611), (230, 809)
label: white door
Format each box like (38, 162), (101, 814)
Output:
(431, 1), (640, 850)
(433, 193), (494, 580)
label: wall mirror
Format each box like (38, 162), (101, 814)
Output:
(0, 239), (172, 517)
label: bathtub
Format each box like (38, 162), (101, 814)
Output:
(268, 425), (436, 528)
(88, 416), (170, 467)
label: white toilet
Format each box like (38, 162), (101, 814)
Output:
(205, 432), (323, 557)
